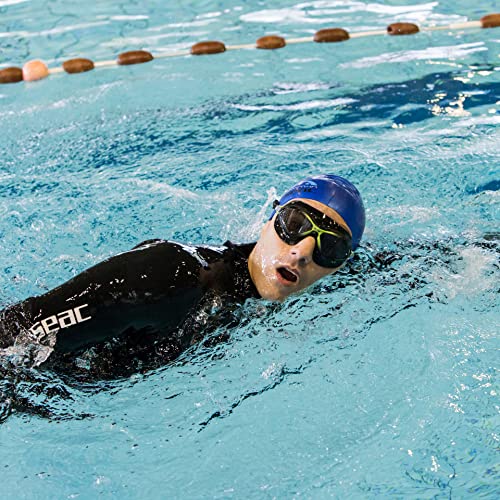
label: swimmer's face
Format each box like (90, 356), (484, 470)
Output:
(248, 198), (352, 302)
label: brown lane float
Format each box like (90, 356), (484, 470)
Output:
(117, 50), (153, 65)
(2, 15), (498, 86)
(314, 28), (350, 43)
(63, 58), (95, 74)
(0, 66), (23, 84)
(256, 35), (286, 49)
(481, 13), (500, 28)
(387, 23), (420, 35)
(191, 41), (226, 55)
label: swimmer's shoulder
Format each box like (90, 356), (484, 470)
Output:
(130, 239), (192, 256)
(129, 239), (255, 269)
(131, 238), (166, 250)
(128, 239), (218, 269)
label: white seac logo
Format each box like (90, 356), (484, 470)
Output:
(29, 304), (92, 337)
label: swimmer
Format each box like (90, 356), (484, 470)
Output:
(0, 174), (365, 377)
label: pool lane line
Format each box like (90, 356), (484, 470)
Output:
(0, 15), (498, 85)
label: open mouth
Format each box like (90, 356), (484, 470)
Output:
(277, 267), (298, 283)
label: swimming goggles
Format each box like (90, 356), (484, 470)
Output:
(273, 201), (352, 268)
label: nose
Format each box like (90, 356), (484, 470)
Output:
(290, 236), (316, 267)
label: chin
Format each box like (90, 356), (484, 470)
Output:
(260, 284), (296, 302)
(260, 289), (286, 302)
(254, 281), (283, 302)
(254, 264), (301, 302)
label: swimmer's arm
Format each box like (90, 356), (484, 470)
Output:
(10, 241), (202, 353)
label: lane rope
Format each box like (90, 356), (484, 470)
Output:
(0, 14), (498, 84)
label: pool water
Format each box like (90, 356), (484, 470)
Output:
(0, 0), (499, 498)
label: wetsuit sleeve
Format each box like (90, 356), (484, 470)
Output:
(1, 241), (204, 354)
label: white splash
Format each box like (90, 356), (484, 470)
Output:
(247, 187), (278, 241)
(128, 179), (199, 200)
(273, 82), (331, 94)
(148, 19), (218, 31)
(370, 205), (437, 227)
(432, 247), (498, 300)
(455, 116), (500, 127)
(108, 15), (149, 21)
(262, 362), (282, 379)
(0, 21), (110, 38)
(0, 0), (29, 6)
(285, 58), (323, 64)
(240, 8), (316, 24)
(196, 11), (222, 20)
(341, 43), (487, 69)
(233, 98), (356, 112)
(101, 31), (207, 48)
(240, 1), (457, 25)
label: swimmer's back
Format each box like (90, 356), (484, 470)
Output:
(0, 239), (257, 361)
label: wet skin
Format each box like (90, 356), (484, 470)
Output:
(248, 198), (352, 302)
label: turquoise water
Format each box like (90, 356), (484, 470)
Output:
(1, 0), (499, 498)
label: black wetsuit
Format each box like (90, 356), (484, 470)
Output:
(0, 240), (258, 378)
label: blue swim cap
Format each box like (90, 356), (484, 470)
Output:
(272, 174), (366, 249)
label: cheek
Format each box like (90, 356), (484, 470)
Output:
(252, 242), (278, 285)
(303, 265), (332, 287)
(259, 226), (288, 265)
(259, 245), (284, 281)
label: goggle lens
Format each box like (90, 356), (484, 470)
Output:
(275, 208), (312, 244)
(274, 202), (352, 268)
